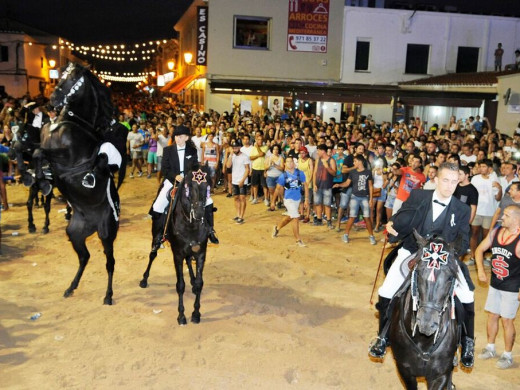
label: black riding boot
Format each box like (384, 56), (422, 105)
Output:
(205, 205), (219, 244)
(460, 302), (475, 368)
(369, 296), (391, 358)
(150, 211), (167, 251)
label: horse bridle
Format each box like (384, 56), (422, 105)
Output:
(410, 260), (457, 344)
(53, 66), (99, 130)
(178, 181), (206, 225)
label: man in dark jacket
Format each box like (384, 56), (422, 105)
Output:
(150, 125), (218, 249)
(369, 162), (476, 367)
(14, 102), (51, 194)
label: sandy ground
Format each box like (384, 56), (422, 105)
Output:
(1, 177), (519, 390)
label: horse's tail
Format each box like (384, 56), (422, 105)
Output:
(103, 122), (128, 190)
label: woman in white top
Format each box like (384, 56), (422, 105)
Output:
(371, 163), (388, 232)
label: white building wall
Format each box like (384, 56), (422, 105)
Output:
(342, 7), (520, 85)
(496, 74), (520, 135)
(207, 0), (344, 83)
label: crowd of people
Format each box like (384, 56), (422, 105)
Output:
(1, 92), (520, 370)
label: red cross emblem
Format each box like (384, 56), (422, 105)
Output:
(192, 169), (207, 185)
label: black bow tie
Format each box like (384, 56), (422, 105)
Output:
(433, 199), (447, 207)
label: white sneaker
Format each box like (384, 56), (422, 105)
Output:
(296, 240), (306, 247)
(466, 258), (476, 266)
(496, 354), (513, 369)
(478, 347), (496, 360)
(264, 198), (270, 206)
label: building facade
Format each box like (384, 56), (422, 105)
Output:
(0, 19), (63, 98)
(174, 1), (520, 131)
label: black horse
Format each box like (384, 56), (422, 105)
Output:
(140, 166), (211, 325)
(37, 62), (127, 305)
(389, 231), (460, 390)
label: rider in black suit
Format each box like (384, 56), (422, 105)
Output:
(370, 162), (476, 367)
(150, 125), (219, 248)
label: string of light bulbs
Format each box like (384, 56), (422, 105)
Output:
(94, 70), (154, 83)
(50, 38), (173, 62)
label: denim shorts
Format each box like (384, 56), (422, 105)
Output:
(339, 187), (352, 209)
(349, 195), (370, 218)
(384, 193), (396, 209)
(314, 187), (332, 206)
(266, 175), (280, 189)
(374, 188), (387, 202)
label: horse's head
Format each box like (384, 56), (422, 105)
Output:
(51, 62), (87, 110)
(180, 166), (210, 224)
(411, 230), (459, 337)
(51, 62), (114, 130)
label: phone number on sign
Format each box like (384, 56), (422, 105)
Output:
(291, 35), (327, 43)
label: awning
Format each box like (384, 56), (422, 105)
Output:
(161, 74), (201, 94)
(209, 79), (496, 106)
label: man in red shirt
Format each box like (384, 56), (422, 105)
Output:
(392, 155), (425, 215)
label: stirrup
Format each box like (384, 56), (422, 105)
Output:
(82, 172), (96, 188)
(22, 173), (35, 187)
(369, 337), (388, 359)
(39, 180), (53, 197)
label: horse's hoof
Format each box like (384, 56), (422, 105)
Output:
(42, 227), (49, 234)
(65, 214), (71, 221)
(63, 289), (74, 298)
(191, 314), (201, 324)
(28, 226), (36, 233)
(139, 280), (148, 288)
(177, 316), (187, 326)
(103, 298), (113, 305)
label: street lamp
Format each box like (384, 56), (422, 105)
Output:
(49, 59), (56, 68)
(184, 52), (193, 65)
(167, 60), (175, 70)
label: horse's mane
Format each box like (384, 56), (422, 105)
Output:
(84, 70), (115, 130)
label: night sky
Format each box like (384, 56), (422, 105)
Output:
(1, 0), (193, 43)
(1, 0), (193, 77)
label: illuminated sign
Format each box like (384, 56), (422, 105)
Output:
(197, 6), (208, 65)
(287, 0), (329, 53)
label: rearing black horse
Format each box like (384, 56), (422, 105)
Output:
(389, 231), (460, 390)
(140, 166), (211, 325)
(37, 62), (127, 305)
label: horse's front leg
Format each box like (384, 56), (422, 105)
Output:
(190, 251), (206, 324)
(42, 193), (52, 234)
(64, 218), (91, 298)
(396, 364), (418, 390)
(27, 186), (36, 233)
(140, 213), (165, 288)
(139, 249), (158, 288)
(174, 253), (187, 325)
